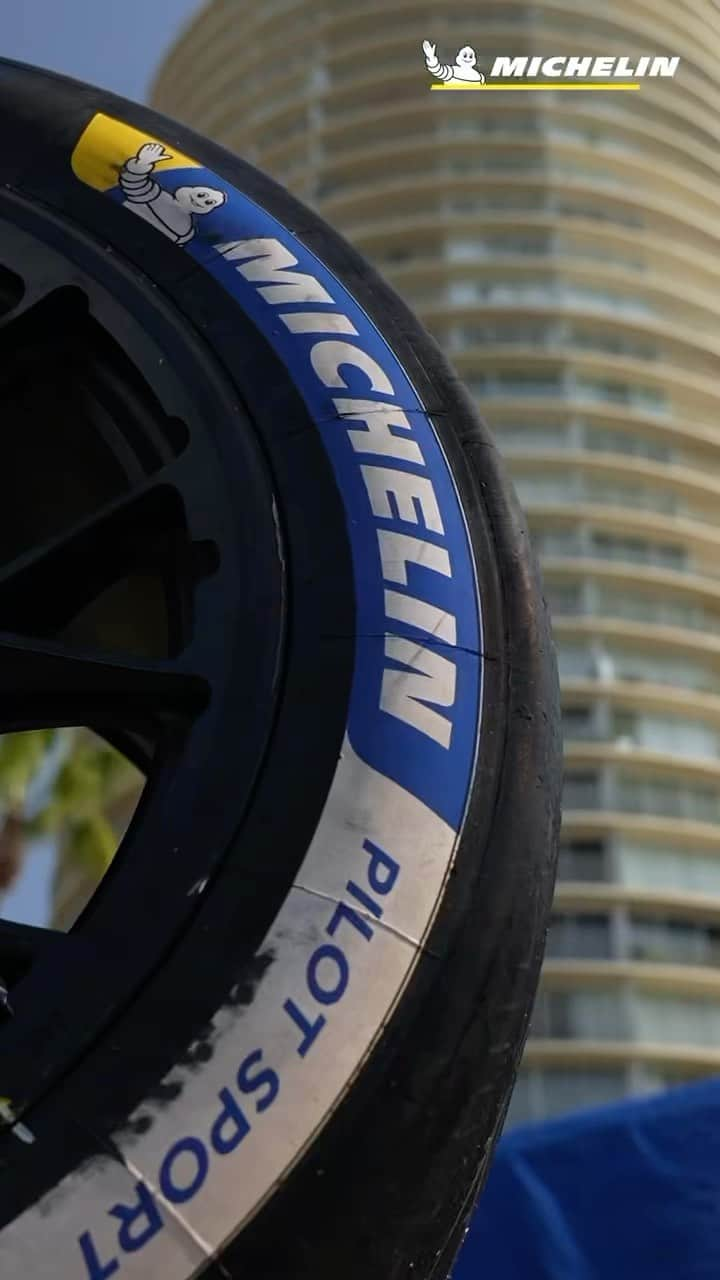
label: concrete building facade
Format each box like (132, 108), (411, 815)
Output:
(152, 0), (720, 1123)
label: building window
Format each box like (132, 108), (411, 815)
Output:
(638, 1067), (710, 1095)
(569, 327), (656, 359)
(574, 428), (720, 476)
(562, 771), (602, 809)
(573, 376), (667, 412)
(629, 917), (720, 967)
(470, 371), (566, 397)
(532, 988), (625, 1038)
(631, 993), (720, 1046)
(504, 1071), (534, 1128)
(589, 532), (686, 571)
(515, 475), (572, 504)
(514, 471), (679, 516)
(446, 193), (549, 213)
(554, 236), (644, 272)
(506, 1068), (628, 1127)
(531, 527), (583, 557)
(543, 581), (584, 614)
(615, 774), (720, 822)
(609, 711), (719, 758)
(557, 646), (597, 679)
(379, 245), (420, 264)
(545, 911), (613, 959)
(449, 318), (552, 343)
(562, 705), (596, 740)
(616, 843), (720, 896)
(489, 422), (571, 449)
(592, 586), (720, 635)
(609, 650), (720, 695)
(558, 840), (608, 882)
(555, 643), (720, 695)
(584, 425), (671, 460)
(584, 476), (676, 514)
(530, 528), (689, 573)
(455, 279), (652, 313)
(538, 1068), (627, 1118)
(555, 201), (644, 229)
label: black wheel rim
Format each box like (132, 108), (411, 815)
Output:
(0, 193), (286, 1113)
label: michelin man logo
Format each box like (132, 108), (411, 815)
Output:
(422, 39), (485, 85)
(119, 142), (227, 245)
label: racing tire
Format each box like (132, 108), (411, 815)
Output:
(0, 59), (561, 1280)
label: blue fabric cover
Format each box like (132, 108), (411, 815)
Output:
(453, 1078), (720, 1279)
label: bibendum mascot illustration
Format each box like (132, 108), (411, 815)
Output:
(119, 141), (227, 245)
(423, 40), (485, 84)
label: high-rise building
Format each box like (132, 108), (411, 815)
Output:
(152, 0), (720, 1124)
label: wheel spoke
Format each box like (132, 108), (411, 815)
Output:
(0, 286), (86, 382)
(88, 724), (158, 775)
(0, 478), (188, 635)
(0, 631), (209, 731)
(0, 919), (59, 986)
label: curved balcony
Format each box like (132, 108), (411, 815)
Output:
(562, 680), (720, 724)
(528, 503), (720, 563)
(257, 96), (720, 183)
(464, 395), (720, 453)
(396, 271), (720, 346)
(552, 884), (720, 924)
(542, 558), (720, 604)
(318, 168), (720, 248)
(525, 1040), (720, 1071)
(562, 809), (720, 850)
(361, 215), (720, 293)
(454, 353), (720, 418)
(510, 452), (720, 504)
(542, 959), (720, 993)
(256, 100), (720, 192)
(287, 138), (720, 228)
(554, 616), (720, 673)
(332, 173), (720, 260)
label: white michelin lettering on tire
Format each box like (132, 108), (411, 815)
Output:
(377, 529), (452, 585)
(384, 589), (457, 646)
(333, 399), (424, 465)
(381, 638), (457, 748)
(1, 742), (459, 1277)
(213, 235), (466, 748)
(361, 465), (445, 533)
(310, 339), (395, 395)
(219, 237), (335, 305)
(280, 312), (358, 335)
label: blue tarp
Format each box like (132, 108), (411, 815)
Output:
(453, 1077), (720, 1279)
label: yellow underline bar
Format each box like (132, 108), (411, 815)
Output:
(430, 82), (641, 91)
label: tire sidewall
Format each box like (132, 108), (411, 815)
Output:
(0, 62), (561, 1280)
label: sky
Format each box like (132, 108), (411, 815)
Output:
(1, 2), (203, 923)
(0, 0), (203, 103)
(3, 839), (56, 929)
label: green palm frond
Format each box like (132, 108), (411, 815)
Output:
(0, 728), (57, 812)
(0, 729), (142, 916)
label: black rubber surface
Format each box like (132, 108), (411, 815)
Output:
(0, 59), (562, 1280)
